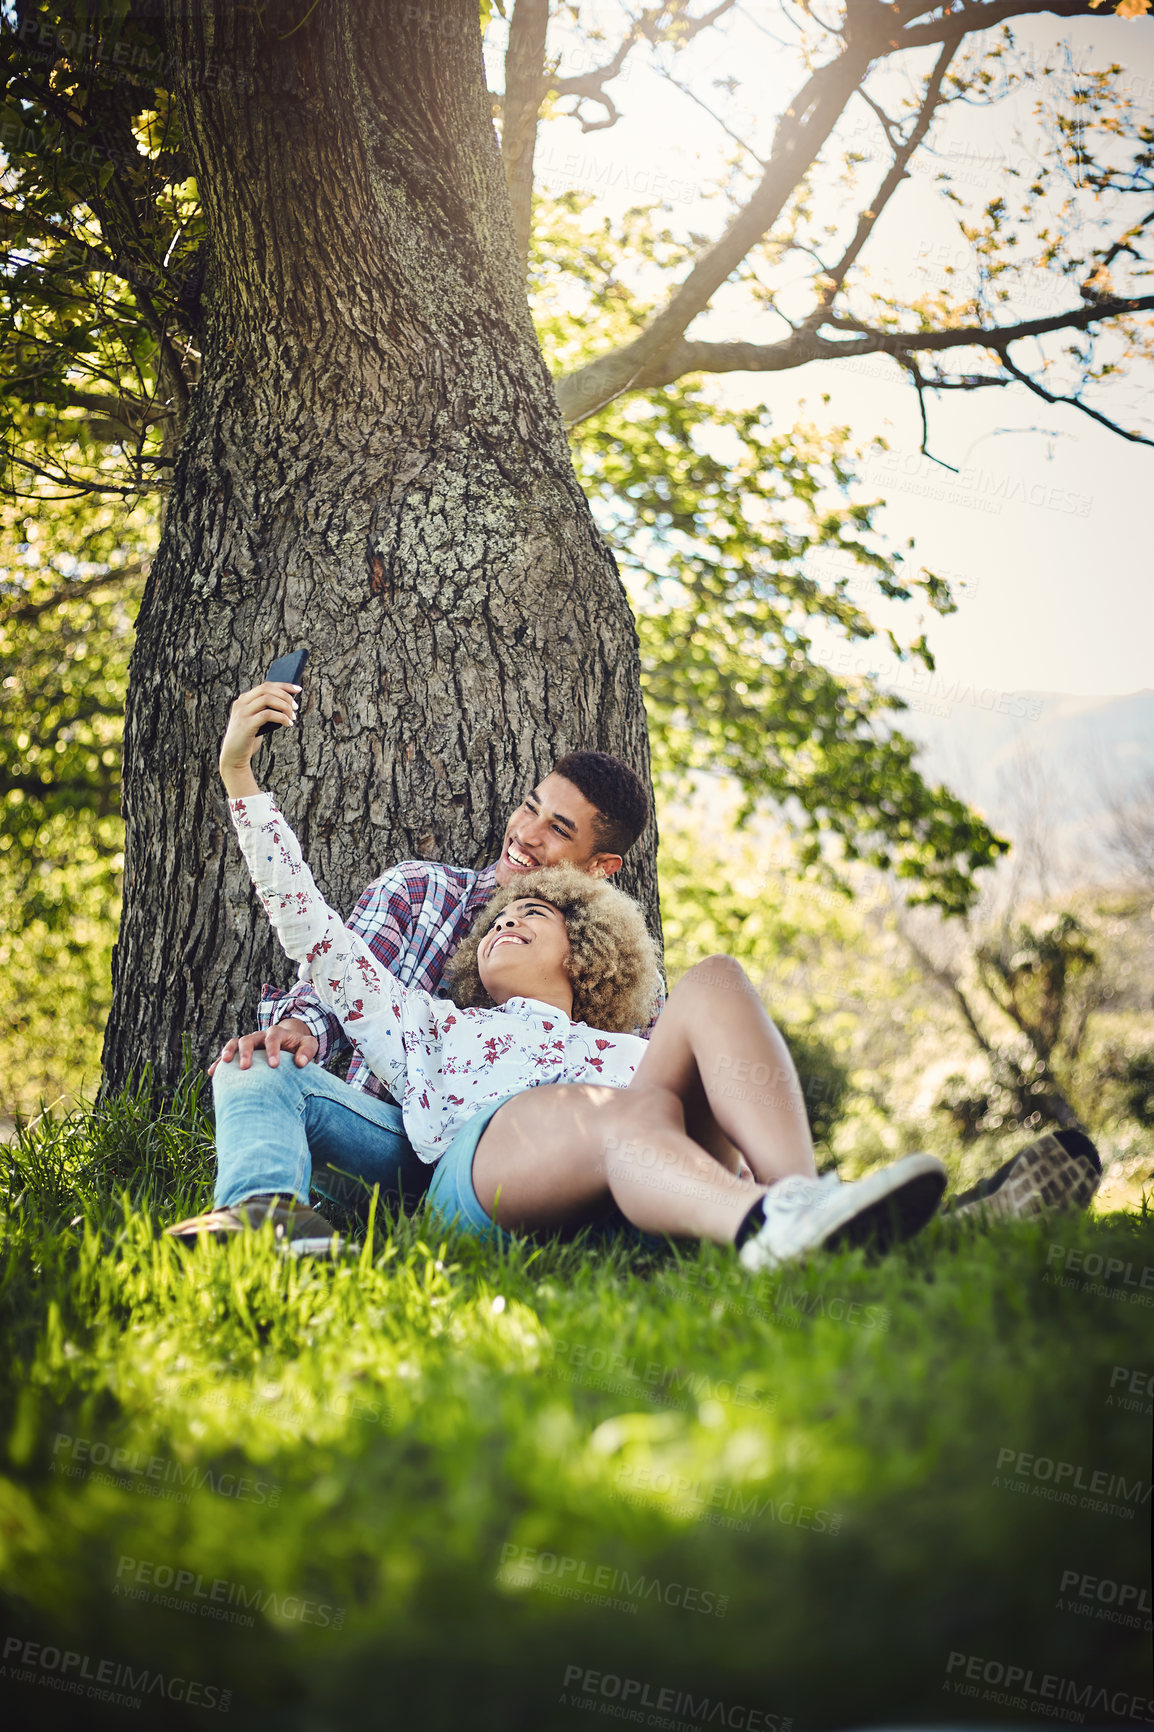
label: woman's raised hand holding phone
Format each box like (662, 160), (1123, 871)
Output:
(218, 681), (302, 799)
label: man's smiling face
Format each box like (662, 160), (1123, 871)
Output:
(495, 772), (621, 888)
(476, 898), (572, 1012)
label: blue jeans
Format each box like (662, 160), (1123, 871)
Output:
(211, 1053), (430, 1212)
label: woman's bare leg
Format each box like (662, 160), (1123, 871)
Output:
(470, 1082), (768, 1243)
(632, 955), (816, 1186)
(469, 955), (815, 1243)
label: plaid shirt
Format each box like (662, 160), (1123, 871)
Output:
(258, 859), (499, 1100)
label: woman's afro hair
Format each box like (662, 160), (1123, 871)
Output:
(443, 864), (659, 1035)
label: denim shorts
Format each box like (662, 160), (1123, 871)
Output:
(423, 1096), (518, 1245)
(422, 1089), (664, 1251)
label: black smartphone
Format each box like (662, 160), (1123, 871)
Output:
(257, 648), (309, 737)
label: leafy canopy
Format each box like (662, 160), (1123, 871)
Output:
(9, 0), (1154, 914)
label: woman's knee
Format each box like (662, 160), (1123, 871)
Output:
(676, 954), (757, 997)
(211, 1049), (304, 1107)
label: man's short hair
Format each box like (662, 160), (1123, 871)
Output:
(552, 750), (650, 859)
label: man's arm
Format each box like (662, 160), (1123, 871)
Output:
(256, 981), (348, 1063)
(211, 1013), (325, 1075)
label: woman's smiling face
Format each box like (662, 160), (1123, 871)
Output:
(477, 898), (573, 1014)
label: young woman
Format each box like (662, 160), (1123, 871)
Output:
(178, 682), (946, 1266)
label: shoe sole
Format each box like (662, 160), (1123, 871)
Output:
(817, 1154), (948, 1257)
(954, 1142), (1100, 1222)
(279, 1236), (348, 1259)
(164, 1225), (348, 1257)
(164, 1224), (245, 1244)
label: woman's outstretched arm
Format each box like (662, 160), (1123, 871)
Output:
(219, 684), (443, 1101)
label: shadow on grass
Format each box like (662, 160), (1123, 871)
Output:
(1, 1071), (1151, 1730)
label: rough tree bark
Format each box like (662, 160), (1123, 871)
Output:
(101, 0), (656, 1095)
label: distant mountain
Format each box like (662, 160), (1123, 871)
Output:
(891, 687), (1154, 885)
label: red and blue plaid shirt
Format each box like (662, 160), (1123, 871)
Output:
(258, 859), (500, 1099)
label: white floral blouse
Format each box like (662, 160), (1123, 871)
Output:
(229, 794), (647, 1161)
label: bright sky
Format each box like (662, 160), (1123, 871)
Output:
(489, 4), (1154, 700)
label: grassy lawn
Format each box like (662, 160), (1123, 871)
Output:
(1, 1081), (1151, 1731)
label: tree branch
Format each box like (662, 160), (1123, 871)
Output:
(553, 0), (1125, 426)
(555, 41), (878, 424)
(0, 447), (156, 499)
(1097, 205), (1154, 273)
(883, 0), (1107, 52)
(998, 348), (1154, 447)
(655, 66), (768, 165)
(898, 355), (959, 467)
(501, 0), (551, 270)
(595, 293), (1154, 395)
(804, 39), (958, 329)
(2, 562), (148, 624)
(900, 925), (998, 1058)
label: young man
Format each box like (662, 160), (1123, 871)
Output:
(168, 680), (658, 1252)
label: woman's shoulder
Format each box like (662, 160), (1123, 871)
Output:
(570, 1019), (646, 1053)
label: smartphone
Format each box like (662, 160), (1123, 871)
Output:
(257, 648), (309, 736)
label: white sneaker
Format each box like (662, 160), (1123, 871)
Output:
(738, 1155), (947, 1273)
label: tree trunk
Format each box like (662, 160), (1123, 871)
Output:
(101, 0), (656, 1097)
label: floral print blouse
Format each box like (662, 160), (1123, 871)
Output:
(230, 794), (646, 1161)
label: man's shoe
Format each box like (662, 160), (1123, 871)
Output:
(946, 1128), (1100, 1222)
(738, 1154), (947, 1273)
(164, 1193), (347, 1258)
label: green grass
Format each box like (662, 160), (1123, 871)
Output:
(1, 1081), (1151, 1731)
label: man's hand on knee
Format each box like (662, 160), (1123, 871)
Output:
(208, 1018), (319, 1076)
